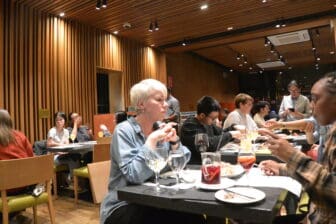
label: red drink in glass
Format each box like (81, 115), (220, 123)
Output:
(201, 164), (221, 184)
(237, 155), (256, 171)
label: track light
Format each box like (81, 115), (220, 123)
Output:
(182, 38), (187, 46)
(96, 0), (102, 10)
(148, 22), (153, 32)
(154, 20), (159, 31)
(102, 0), (107, 8)
(236, 54), (241, 60)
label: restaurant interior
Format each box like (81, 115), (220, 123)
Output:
(1, 1), (336, 224)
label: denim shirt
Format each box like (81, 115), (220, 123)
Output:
(100, 117), (191, 224)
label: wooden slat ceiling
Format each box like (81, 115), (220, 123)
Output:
(15, 0), (336, 72)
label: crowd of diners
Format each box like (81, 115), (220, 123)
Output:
(1, 71), (335, 224)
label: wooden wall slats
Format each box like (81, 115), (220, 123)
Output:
(0, 2), (166, 143)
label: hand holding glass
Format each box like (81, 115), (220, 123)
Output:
(70, 134), (76, 144)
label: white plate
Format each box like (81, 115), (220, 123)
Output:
(221, 164), (245, 178)
(215, 187), (265, 204)
(196, 178), (235, 191)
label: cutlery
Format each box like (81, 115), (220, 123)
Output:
(223, 188), (256, 200)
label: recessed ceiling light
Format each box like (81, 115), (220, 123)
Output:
(200, 4), (208, 10)
(316, 57), (321, 61)
(229, 69), (234, 72)
(239, 64), (243, 67)
(330, 51), (335, 55)
(150, 44), (155, 47)
(275, 24), (281, 28)
(288, 66), (292, 70)
(262, 0), (267, 3)
(59, 12), (65, 17)
(279, 71), (283, 75)
(227, 26), (233, 31)
(113, 31), (119, 35)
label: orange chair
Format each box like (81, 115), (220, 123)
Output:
(0, 154), (55, 224)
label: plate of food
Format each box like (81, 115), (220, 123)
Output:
(215, 187), (265, 204)
(220, 162), (245, 178)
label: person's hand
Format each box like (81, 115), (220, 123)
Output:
(264, 120), (279, 129)
(100, 124), (108, 131)
(229, 130), (242, 139)
(267, 138), (295, 162)
(258, 128), (279, 139)
(259, 160), (284, 176)
(303, 121), (314, 134)
(233, 124), (246, 133)
(146, 122), (178, 149)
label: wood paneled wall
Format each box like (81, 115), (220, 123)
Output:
(0, 1), (166, 143)
(166, 53), (238, 111)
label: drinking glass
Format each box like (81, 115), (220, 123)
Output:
(168, 149), (187, 188)
(70, 134), (76, 144)
(201, 152), (221, 184)
(145, 147), (168, 192)
(194, 133), (209, 153)
(237, 146), (256, 186)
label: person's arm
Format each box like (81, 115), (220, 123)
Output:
(268, 135), (336, 205)
(278, 97), (287, 119)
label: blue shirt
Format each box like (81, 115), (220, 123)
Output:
(100, 117), (191, 223)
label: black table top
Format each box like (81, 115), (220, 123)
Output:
(47, 143), (94, 153)
(117, 182), (287, 224)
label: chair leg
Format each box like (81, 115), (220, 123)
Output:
(74, 175), (78, 204)
(47, 195), (56, 224)
(33, 205), (37, 224)
(2, 212), (8, 224)
(53, 172), (58, 199)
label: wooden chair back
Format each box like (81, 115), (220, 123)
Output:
(96, 136), (112, 144)
(93, 143), (111, 163)
(0, 154), (54, 190)
(88, 160), (111, 204)
(0, 154), (55, 224)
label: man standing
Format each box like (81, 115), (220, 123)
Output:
(165, 88), (180, 123)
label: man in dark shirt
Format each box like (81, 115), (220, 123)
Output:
(180, 96), (241, 164)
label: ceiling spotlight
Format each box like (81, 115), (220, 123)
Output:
(279, 71), (283, 75)
(102, 0), (107, 8)
(275, 24), (281, 28)
(259, 70), (263, 74)
(312, 46), (316, 51)
(243, 60), (248, 64)
(239, 64), (243, 67)
(236, 54), (241, 60)
(150, 44), (155, 47)
(96, 0), (102, 10)
(315, 29), (320, 37)
(270, 44), (275, 53)
(316, 56), (321, 61)
(264, 37), (270, 47)
(288, 66), (292, 70)
(182, 39), (187, 46)
(249, 67), (253, 70)
(113, 30), (119, 35)
(330, 51), (335, 55)
(200, 4), (208, 10)
(154, 20), (159, 31)
(227, 26), (233, 31)
(315, 63), (319, 67)
(229, 69), (234, 72)
(148, 22), (153, 32)
(59, 12), (65, 17)
(262, 0), (267, 3)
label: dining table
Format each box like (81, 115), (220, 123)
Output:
(47, 141), (97, 153)
(117, 167), (302, 224)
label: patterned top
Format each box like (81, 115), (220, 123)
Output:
(280, 122), (336, 224)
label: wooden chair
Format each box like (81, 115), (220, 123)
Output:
(0, 154), (55, 224)
(73, 143), (111, 204)
(87, 160), (111, 204)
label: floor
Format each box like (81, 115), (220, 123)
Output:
(15, 196), (100, 224)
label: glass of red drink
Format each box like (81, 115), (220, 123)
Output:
(237, 148), (256, 186)
(201, 152), (221, 184)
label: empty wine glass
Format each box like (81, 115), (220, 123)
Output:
(194, 133), (209, 153)
(168, 149), (187, 189)
(237, 144), (256, 186)
(144, 147), (168, 192)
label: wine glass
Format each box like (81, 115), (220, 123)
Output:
(145, 147), (169, 192)
(237, 143), (256, 186)
(168, 149), (187, 189)
(70, 134), (76, 144)
(194, 133), (209, 153)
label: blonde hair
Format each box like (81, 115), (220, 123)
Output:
(130, 79), (167, 112)
(0, 109), (15, 146)
(234, 93), (254, 108)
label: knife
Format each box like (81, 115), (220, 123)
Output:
(223, 188), (256, 200)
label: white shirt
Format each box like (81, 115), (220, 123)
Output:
(223, 109), (258, 131)
(47, 127), (69, 144)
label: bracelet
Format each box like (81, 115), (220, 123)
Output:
(169, 137), (180, 145)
